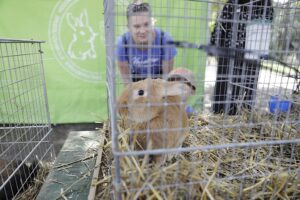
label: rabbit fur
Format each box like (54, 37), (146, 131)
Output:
(117, 78), (192, 164)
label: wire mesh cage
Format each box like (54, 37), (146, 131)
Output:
(104, 0), (300, 199)
(0, 39), (55, 199)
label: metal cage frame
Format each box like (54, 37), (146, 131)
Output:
(0, 38), (55, 199)
(104, 0), (300, 199)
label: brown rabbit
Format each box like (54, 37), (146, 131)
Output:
(117, 78), (192, 164)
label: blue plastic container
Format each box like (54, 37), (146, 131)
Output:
(186, 105), (194, 115)
(268, 96), (292, 113)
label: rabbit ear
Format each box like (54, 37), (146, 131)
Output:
(80, 10), (89, 26)
(157, 80), (192, 98)
(66, 13), (78, 31)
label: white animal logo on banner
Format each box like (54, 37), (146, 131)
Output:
(66, 10), (98, 60)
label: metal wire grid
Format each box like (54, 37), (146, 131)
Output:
(104, 0), (300, 198)
(0, 39), (55, 199)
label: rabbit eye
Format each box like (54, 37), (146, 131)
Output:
(138, 90), (144, 96)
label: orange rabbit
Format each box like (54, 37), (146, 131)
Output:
(117, 78), (192, 164)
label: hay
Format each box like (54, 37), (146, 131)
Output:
(96, 110), (300, 199)
(15, 162), (52, 200)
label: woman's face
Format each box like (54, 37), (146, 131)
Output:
(128, 13), (153, 45)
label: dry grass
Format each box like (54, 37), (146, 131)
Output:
(15, 162), (52, 200)
(96, 109), (300, 199)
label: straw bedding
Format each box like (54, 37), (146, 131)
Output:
(95, 106), (300, 200)
(14, 162), (52, 200)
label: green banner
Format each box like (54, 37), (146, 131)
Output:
(0, 0), (207, 123)
(0, 0), (106, 123)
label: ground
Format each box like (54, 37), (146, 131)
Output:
(51, 123), (102, 154)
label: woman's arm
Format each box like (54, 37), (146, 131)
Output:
(161, 30), (176, 79)
(162, 58), (174, 79)
(118, 61), (131, 86)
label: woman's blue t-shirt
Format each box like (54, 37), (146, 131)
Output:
(116, 28), (177, 79)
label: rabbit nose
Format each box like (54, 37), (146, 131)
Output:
(138, 90), (144, 96)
